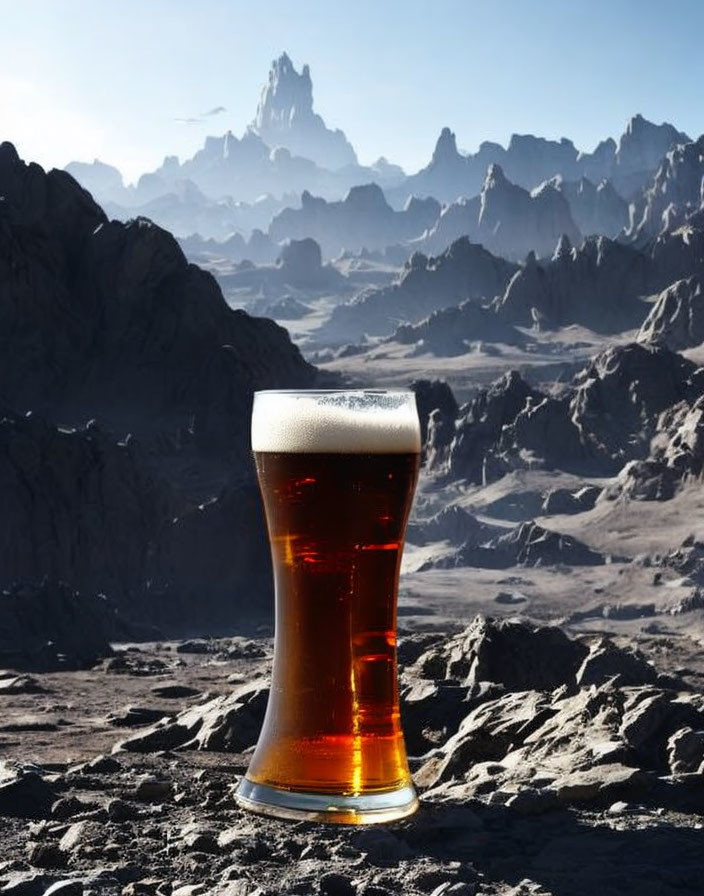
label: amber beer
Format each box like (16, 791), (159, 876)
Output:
(235, 390), (421, 823)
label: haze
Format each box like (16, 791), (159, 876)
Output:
(2, 0), (703, 181)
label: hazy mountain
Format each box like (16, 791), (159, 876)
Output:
(549, 175), (629, 238)
(638, 276), (704, 350)
(269, 184), (440, 258)
(421, 164), (581, 260)
(628, 135), (704, 241)
(249, 52), (357, 170)
(390, 116), (690, 207)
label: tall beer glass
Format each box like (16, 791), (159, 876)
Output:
(235, 390), (421, 823)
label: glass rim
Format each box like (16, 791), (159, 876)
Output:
(253, 388), (415, 396)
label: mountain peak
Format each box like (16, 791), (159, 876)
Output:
(432, 127), (460, 165)
(250, 52), (356, 170)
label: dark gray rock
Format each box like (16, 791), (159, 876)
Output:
(0, 142), (316, 631)
(638, 276), (704, 351)
(494, 234), (649, 332)
(269, 185), (439, 258)
(413, 615), (588, 691)
(667, 726), (704, 774)
(396, 301), (525, 357)
(0, 580), (116, 673)
(420, 164), (581, 261)
(431, 521), (608, 570)
(576, 638), (658, 687)
(115, 683), (268, 753)
(323, 238), (518, 343)
(541, 486), (600, 515)
(0, 772), (56, 819)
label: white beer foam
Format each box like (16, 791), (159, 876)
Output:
(252, 391), (421, 453)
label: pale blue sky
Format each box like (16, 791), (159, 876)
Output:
(1, 0), (702, 183)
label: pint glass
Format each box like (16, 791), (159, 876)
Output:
(235, 390), (421, 823)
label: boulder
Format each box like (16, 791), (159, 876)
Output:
(638, 276), (704, 350)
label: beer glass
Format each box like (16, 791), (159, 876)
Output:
(235, 390), (421, 823)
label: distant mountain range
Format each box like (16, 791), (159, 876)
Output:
(65, 52), (702, 267)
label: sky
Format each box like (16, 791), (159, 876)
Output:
(1, 0), (702, 184)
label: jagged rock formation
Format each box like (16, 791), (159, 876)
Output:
(420, 164), (581, 260)
(216, 237), (347, 301)
(409, 379), (459, 448)
(494, 234), (650, 332)
(407, 504), (491, 547)
(605, 394), (704, 501)
(629, 135), (704, 240)
(269, 185), (440, 258)
(437, 343), (704, 492)
(638, 276), (704, 350)
(0, 142), (316, 629)
(178, 228), (280, 267)
(551, 175), (629, 237)
(321, 237), (518, 343)
(424, 520), (609, 569)
(416, 619), (704, 812)
(394, 300), (525, 356)
(0, 142), (313, 444)
(250, 53), (357, 170)
(392, 115), (690, 207)
(542, 485), (600, 515)
(614, 113), (691, 196)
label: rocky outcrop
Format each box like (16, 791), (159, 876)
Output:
(0, 142), (314, 445)
(409, 379), (459, 448)
(322, 237), (518, 343)
(0, 411), (175, 601)
(420, 165), (581, 260)
(440, 343), (704, 491)
(268, 184), (440, 258)
(394, 300), (525, 356)
(425, 520), (609, 569)
(494, 234), (650, 332)
(216, 237), (347, 300)
(605, 394), (704, 501)
(629, 136), (704, 240)
(551, 175), (629, 237)
(570, 342), (704, 468)
(250, 53), (357, 170)
(613, 114), (691, 196)
(638, 276), (704, 350)
(444, 370), (541, 482)
(0, 142), (316, 629)
(393, 115), (689, 208)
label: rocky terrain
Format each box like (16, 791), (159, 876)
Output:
(1, 612), (703, 896)
(4, 47), (704, 896)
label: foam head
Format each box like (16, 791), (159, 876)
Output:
(251, 390), (421, 454)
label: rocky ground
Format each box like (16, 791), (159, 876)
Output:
(1, 610), (704, 896)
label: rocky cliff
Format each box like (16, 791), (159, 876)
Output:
(0, 142), (316, 631)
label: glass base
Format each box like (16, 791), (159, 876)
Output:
(235, 777), (419, 825)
